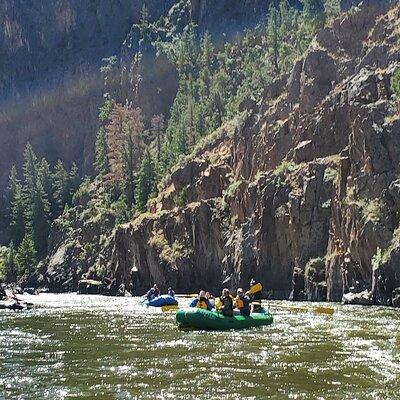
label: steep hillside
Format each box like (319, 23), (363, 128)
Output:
(0, 0), (280, 195)
(105, 0), (400, 305)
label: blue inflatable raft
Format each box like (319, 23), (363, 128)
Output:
(145, 295), (178, 307)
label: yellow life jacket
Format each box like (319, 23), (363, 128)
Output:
(215, 297), (222, 310)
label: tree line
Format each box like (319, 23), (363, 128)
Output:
(1, 144), (79, 281)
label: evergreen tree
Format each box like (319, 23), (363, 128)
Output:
(53, 160), (70, 216)
(69, 163), (80, 198)
(95, 127), (108, 177)
(150, 114), (165, 160)
(4, 242), (17, 282)
(137, 148), (156, 211)
(8, 166), (26, 246)
(95, 99), (114, 177)
(39, 158), (55, 217)
(22, 143), (50, 256)
(106, 104), (145, 207)
(16, 234), (36, 277)
(267, 3), (281, 74)
(323, 0), (341, 18)
(303, 0), (323, 17)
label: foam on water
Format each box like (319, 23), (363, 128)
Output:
(0, 294), (399, 399)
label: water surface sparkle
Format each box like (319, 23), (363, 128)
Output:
(0, 294), (399, 399)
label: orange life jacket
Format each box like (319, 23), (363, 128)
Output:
(235, 297), (244, 309)
(195, 298), (208, 309)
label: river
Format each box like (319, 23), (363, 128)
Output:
(0, 294), (399, 399)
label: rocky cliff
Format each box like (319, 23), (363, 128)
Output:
(104, 0), (400, 306)
(0, 0), (282, 198)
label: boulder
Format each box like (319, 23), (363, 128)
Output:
(342, 290), (373, 305)
(77, 279), (102, 295)
(392, 288), (400, 307)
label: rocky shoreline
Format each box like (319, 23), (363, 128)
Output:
(0, 286), (34, 311)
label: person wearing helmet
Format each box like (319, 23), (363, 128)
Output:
(219, 288), (234, 317)
(235, 288), (251, 316)
(246, 278), (263, 312)
(146, 284), (160, 301)
(190, 290), (212, 310)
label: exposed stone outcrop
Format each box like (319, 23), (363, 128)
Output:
(43, 183), (116, 293)
(108, 0), (400, 305)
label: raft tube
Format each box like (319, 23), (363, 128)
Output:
(176, 308), (273, 331)
(145, 295), (178, 307)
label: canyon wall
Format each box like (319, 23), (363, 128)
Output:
(107, 0), (400, 305)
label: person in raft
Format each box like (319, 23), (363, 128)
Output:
(146, 284), (160, 301)
(190, 290), (212, 311)
(246, 278), (263, 312)
(167, 287), (175, 297)
(205, 291), (214, 308)
(234, 288), (251, 316)
(219, 288), (234, 317)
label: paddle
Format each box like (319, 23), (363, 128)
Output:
(265, 302), (334, 315)
(161, 305), (179, 312)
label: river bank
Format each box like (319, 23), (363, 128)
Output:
(0, 293), (399, 399)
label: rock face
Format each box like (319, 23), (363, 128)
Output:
(0, 0), (166, 190)
(0, 0), (279, 198)
(44, 183), (116, 293)
(107, 0), (400, 305)
(37, 0), (400, 306)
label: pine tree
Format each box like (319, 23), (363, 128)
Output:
(95, 127), (108, 177)
(150, 114), (165, 160)
(39, 158), (55, 217)
(106, 104), (145, 207)
(95, 99), (114, 177)
(22, 143), (50, 256)
(323, 0), (341, 18)
(69, 163), (80, 199)
(303, 0), (323, 17)
(53, 160), (70, 216)
(16, 234), (36, 277)
(137, 148), (156, 211)
(267, 3), (281, 74)
(8, 166), (26, 246)
(4, 242), (17, 282)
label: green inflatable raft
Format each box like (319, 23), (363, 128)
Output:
(176, 308), (273, 331)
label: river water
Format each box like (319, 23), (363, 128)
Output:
(0, 294), (399, 399)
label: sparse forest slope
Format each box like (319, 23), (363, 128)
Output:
(2, 0), (400, 308)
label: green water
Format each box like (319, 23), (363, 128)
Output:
(1, 294), (399, 399)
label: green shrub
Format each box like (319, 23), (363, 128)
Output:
(72, 177), (91, 205)
(275, 204), (288, 219)
(149, 230), (169, 251)
(391, 69), (400, 100)
(174, 186), (188, 208)
(324, 167), (338, 183)
(221, 179), (243, 209)
(305, 257), (326, 283)
(160, 240), (192, 265)
(371, 247), (385, 270)
(273, 160), (296, 178)
(362, 199), (382, 223)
